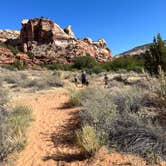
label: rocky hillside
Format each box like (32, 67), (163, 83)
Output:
(0, 17), (112, 66)
(0, 30), (20, 42)
(115, 43), (151, 59)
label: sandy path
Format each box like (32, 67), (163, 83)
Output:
(12, 87), (166, 166)
(14, 88), (83, 166)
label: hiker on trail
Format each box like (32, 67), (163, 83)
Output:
(81, 71), (88, 86)
(74, 74), (79, 87)
(104, 73), (109, 88)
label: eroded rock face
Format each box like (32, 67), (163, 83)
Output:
(0, 17), (112, 65)
(20, 18), (72, 50)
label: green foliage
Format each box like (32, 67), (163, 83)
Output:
(8, 105), (32, 136)
(0, 42), (19, 55)
(28, 51), (35, 60)
(42, 63), (72, 71)
(102, 56), (144, 72)
(143, 33), (166, 75)
(8, 60), (27, 70)
(91, 65), (104, 74)
(73, 55), (97, 69)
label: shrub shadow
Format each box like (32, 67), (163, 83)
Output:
(42, 110), (87, 163)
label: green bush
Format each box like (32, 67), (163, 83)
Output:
(0, 42), (19, 55)
(102, 56), (144, 72)
(143, 34), (166, 75)
(9, 60), (27, 70)
(73, 55), (97, 69)
(42, 63), (72, 71)
(91, 65), (104, 74)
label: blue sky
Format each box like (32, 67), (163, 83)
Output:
(0, 0), (166, 55)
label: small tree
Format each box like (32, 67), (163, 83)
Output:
(144, 33), (166, 75)
(73, 55), (97, 69)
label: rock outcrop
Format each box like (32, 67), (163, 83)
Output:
(0, 17), (112, 66)
(20, 17), (112, 63)
(64, 25), (75, 38)
(0, 30), (20, 42)
(20, 17), (72, 52)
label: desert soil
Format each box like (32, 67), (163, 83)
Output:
(11, 87), (165, 166)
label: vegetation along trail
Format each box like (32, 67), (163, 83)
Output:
(14, 88), (84, 166)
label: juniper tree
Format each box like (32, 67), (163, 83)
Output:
(144, 33), (166, 75)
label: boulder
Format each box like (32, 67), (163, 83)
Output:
(93, 39), (107, 48)
(64, 25), (75, 38)
(83, 38), (93, 44)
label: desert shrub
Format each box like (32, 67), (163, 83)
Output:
(22, 74), (64, 90)
(108, 113), (166, 161)
(0, 79), (3, 87)
(68, 87), (82, 106)
(0, 105), (32, 163)
(0, 42), (19, 55)
(0, 88), (9, 105)
(75, 87), (117, 147)
(76, 125), (101, 156)
(73, 55), (97, 69)
(8, 105), (32, 136)
(77, 85), (166, 161)
(91, 65), (104, 74)
(68, 86), (105, 107)
(52, 70), (64, 79)
(3, 72), (28, 85)
(157, 67), (166, 98)
(10, 60), (27, 70)
(110, 86), (148, 113)
(79, 88), (117, 133)
(109, 80), (124, 88)
(0, 110), (10, 162)
(2, 71), (63, 90)
(47, 75), (64, 87)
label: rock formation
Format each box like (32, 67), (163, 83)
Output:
(0, 30), (20, 43)
(0, 17), (112, 66)
(20, 17), (72, 52)
(20, 17), (112, 63)
(64, 25), (75, 38)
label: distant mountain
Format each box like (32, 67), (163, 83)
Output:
(115, 41), (166, 58)
(115, 44), (151, 58)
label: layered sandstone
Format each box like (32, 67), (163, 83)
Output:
(0, 17), (112, 65)
(20, 17), (112, 63)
